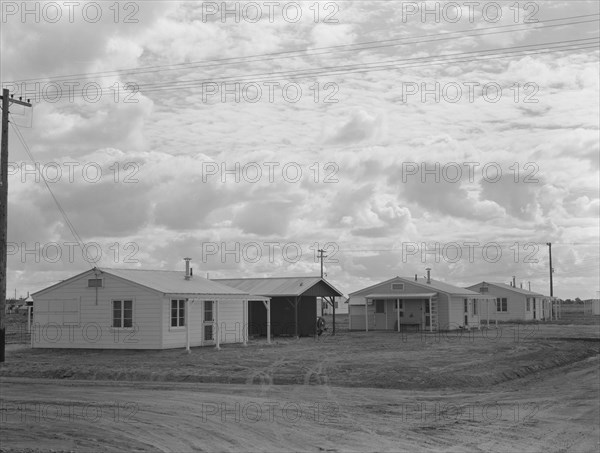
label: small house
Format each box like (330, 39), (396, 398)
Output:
(348, 272), (496, 332)
(465, 281), (559, 321)
(31, 263), (267, 349)
(320, 296), (348, 315)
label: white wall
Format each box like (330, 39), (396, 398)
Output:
(161, 298), (246, 348)
(33, 272), (162, 349)
(465, 284), (543, 321)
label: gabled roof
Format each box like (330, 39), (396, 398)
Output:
(349, 276), (481, 297)
(468, 281), (545, 297)
(213, 277), (343, 297)
(102, 268), (250, 296)
(32, 268), (250, 298)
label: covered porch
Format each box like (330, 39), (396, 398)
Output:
(363, 293), (438, 332)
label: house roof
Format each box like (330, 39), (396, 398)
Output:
(349, 276), (481, 297)
(33, 268), (252, 298)
(468, 281), (545, 297)
(365, 293), (437, 299)
(213, 277), (343, 297)
(103, 268), (253, 296)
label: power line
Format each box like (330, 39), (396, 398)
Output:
(9, 118), (93, 270)
(11, 37), (598, 102)
(4, 14), (598, 85)
(127, 37), (600, 91)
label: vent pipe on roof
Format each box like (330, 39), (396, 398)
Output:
(512, 276), (516, 287)
(520, 282), (523, 289)
(426, 268), (431, 284)
(528, 281), (531, 291)
(184, 258), (192, 280)
(415, 274), (418, 281)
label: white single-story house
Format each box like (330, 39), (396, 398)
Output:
(348, 273), (496, 332)
(465, 281), (559, 321)
(320, 296), (348, 315)
(31, 263), (269, 349)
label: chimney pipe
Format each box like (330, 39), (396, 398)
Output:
(184, 258), (191, 280)
(512, 276), (516, 287)
(426, 268), (431, 284)
(415, 274), (417, 281)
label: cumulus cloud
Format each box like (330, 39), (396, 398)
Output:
(2, 1), (598, 299)
(324, 110), (386, 144)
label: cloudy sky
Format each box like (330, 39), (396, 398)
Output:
(1, 0), (599, 299)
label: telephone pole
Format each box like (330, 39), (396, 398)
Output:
(546, 242), (554, 297)
(1, 88), (32, 362)
(317, 249), (326, 278)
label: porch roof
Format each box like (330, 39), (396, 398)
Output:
(365, 293), (437, 299)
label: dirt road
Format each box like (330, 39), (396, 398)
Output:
(1, 354), (598, 452)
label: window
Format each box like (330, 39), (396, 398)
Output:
(391, 283), (404, 291)
(472, 300), (478, 316)
(375, 299), (385, 313)
(204, 301), (214, 341)
(35, 299), (80, 325)
(395, 300), (404, 317)
(88, 278), (103, 288)
(204, 300), (213, 322)
(526, 298), (531, 311)
(171, 299), (185, 327)
(496, 298), (508, 312)
(464, 299), (468, 313)
(113, 300), (133, 328)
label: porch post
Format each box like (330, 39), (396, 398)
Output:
(242, 299), (247, 346)
(332, 296), (336, 336)
(365, 298), (368, 332)
(215, 300), (220, 350)
(267, 299), (271, 344)
(295, 296), (299, 338)
(186, 298), (190, 353)
(429, 296), (433, 332)
(396, 298), (400, 332)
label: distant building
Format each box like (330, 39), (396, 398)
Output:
(584, 299), (600, 315)
(465, 281), (559, 321)
(320, 296), (348, 315)
(348, 273), (496, 332)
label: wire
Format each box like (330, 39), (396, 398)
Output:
(4, 13), (598, 85)
(13, 38), (599, 102)
(132, 40), (599, 93)
(9, 118), (94, 270)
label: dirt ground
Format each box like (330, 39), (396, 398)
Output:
(1, 356), (598, 453)
(1, 319), (599, 452)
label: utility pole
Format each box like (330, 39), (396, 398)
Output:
(1, 89), (32, 362)
(317, 249), (326, 278)
(546, 242), (554, 297)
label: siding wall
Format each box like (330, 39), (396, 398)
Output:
(465, 285), (539, 321)
(349, 279), (437, 331)
(347, 279), (486, 331)
(162, 298), (246, 348)
(32, 273), (162, 349)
